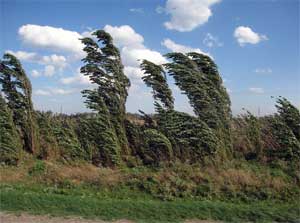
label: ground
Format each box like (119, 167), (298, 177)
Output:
(0, 212), (220, 223)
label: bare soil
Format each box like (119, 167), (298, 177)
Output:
(0, 212), (221, 223)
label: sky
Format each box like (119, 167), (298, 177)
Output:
(0, 0), (299, 116)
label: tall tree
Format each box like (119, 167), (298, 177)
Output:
(0, 94), (22, 164)
(140, 58), (218, 162)
(140, 60), (174, 111)
(164, 52), (232, 151)
(80, 30), (130, 165)
(0, 53), (37, 153)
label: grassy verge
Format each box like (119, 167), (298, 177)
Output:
(0, 184), (299, 223)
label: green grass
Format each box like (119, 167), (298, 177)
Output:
(1, 184), (299, 223)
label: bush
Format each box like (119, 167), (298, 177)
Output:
(28, 160), (46, 176)
(157, 110), (218, 162)
(142, 129), (173, 166)
(262, 116), (300, 162)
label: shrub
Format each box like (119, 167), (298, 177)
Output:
(28, 160), (46, 176)
(142, 129), (173, 166)
(157, 109), (218, 162)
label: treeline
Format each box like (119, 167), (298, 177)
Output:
(1, 30), (300, 169)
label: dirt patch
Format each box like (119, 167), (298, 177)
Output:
(0, 212), (134, 223)
(0, 212), (222, 223)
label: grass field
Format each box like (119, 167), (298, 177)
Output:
(1, 183), (299, 223)
(1, 160), (299, 223)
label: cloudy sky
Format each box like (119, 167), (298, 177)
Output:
(1, 0), (299, 115)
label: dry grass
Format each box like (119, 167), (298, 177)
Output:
(0, 165), (28, 183)
(0, 158), (295, 201)
(0, 159), (124, 188)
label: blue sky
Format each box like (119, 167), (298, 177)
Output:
(1, 0), (299, 115)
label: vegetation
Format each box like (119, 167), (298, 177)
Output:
(1, 184), (299, 223)
(0, 29), (299, 222)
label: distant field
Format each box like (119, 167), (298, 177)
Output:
(0, 184), (299, 223)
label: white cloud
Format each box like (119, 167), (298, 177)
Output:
(6, 50), (67, 76)
(5, 50), (37, 61)
(31, 69), (41, 78)
(34, 89), (51, 96)
(254, 68), (272, 74)
(203, 33), (223, 48)
(161, 0), (221, 32)
(34, 88), (75, 96)
(44, 65), (55, 77)
(60, 68), (91, 85)
(124, 66), (144, 84)
(51, 88), (74, 95)
(121, 47), (167, 67)
(18, 24), (85, 57)
(60, 73), (91, 85)
(129, 8), (144, 13)
(162, 38), (210, 56)
(249, 87), (264, 94)
(104, 25), (144, 48)
(234, 26), (268, 46)
(40, 54), (67, 70)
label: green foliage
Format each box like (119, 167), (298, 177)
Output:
(80, 30), (130, 165)
(164, 52), (232, 152)
(141, 60), (174, 110)
(35, 112), (87, 162)
(35, 111), (60, 159)
(164, 52), (231, 130)
(52, 118), (86, 162)
(75, 113), (121, 166)
(28, 160), (46, 176)
(275, 97), (300, 140)
(140, 54), (223, 163)
(124, 119), (144, 157)
(232, 111), (262, 160)
(0, 94), (22, 164)
(157, 109), (218, 162)
(142, 129), (173, 165)
(2, 184), (299, 223)
(0, 53), (37, 154)
(263, 116), (300, 162)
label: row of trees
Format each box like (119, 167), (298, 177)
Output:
(1, 30), (299, 167)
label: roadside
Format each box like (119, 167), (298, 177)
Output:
(0, 212), (220, 223)
(0, 212), (131, 223)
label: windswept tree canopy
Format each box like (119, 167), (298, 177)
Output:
(163, 52), (232, 152)
(164, 52), (231, 130)
(80, 30), (130, 165)
(0, 94), (22, 164)
(141, 60), (174, 111)
(0, 53), (37, 154)
(275, 96), (300, 141)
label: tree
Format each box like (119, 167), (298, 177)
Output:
(0, 94), (22, 164)
(80, 30), (130, 165)
(164, 52), (232, 151)
(141, 60), (174, 111)
(275, 97), (300, 141)
(264, 116), (300, 162)
(0, 53), (37, 154)
(140, 57), (218, 163)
